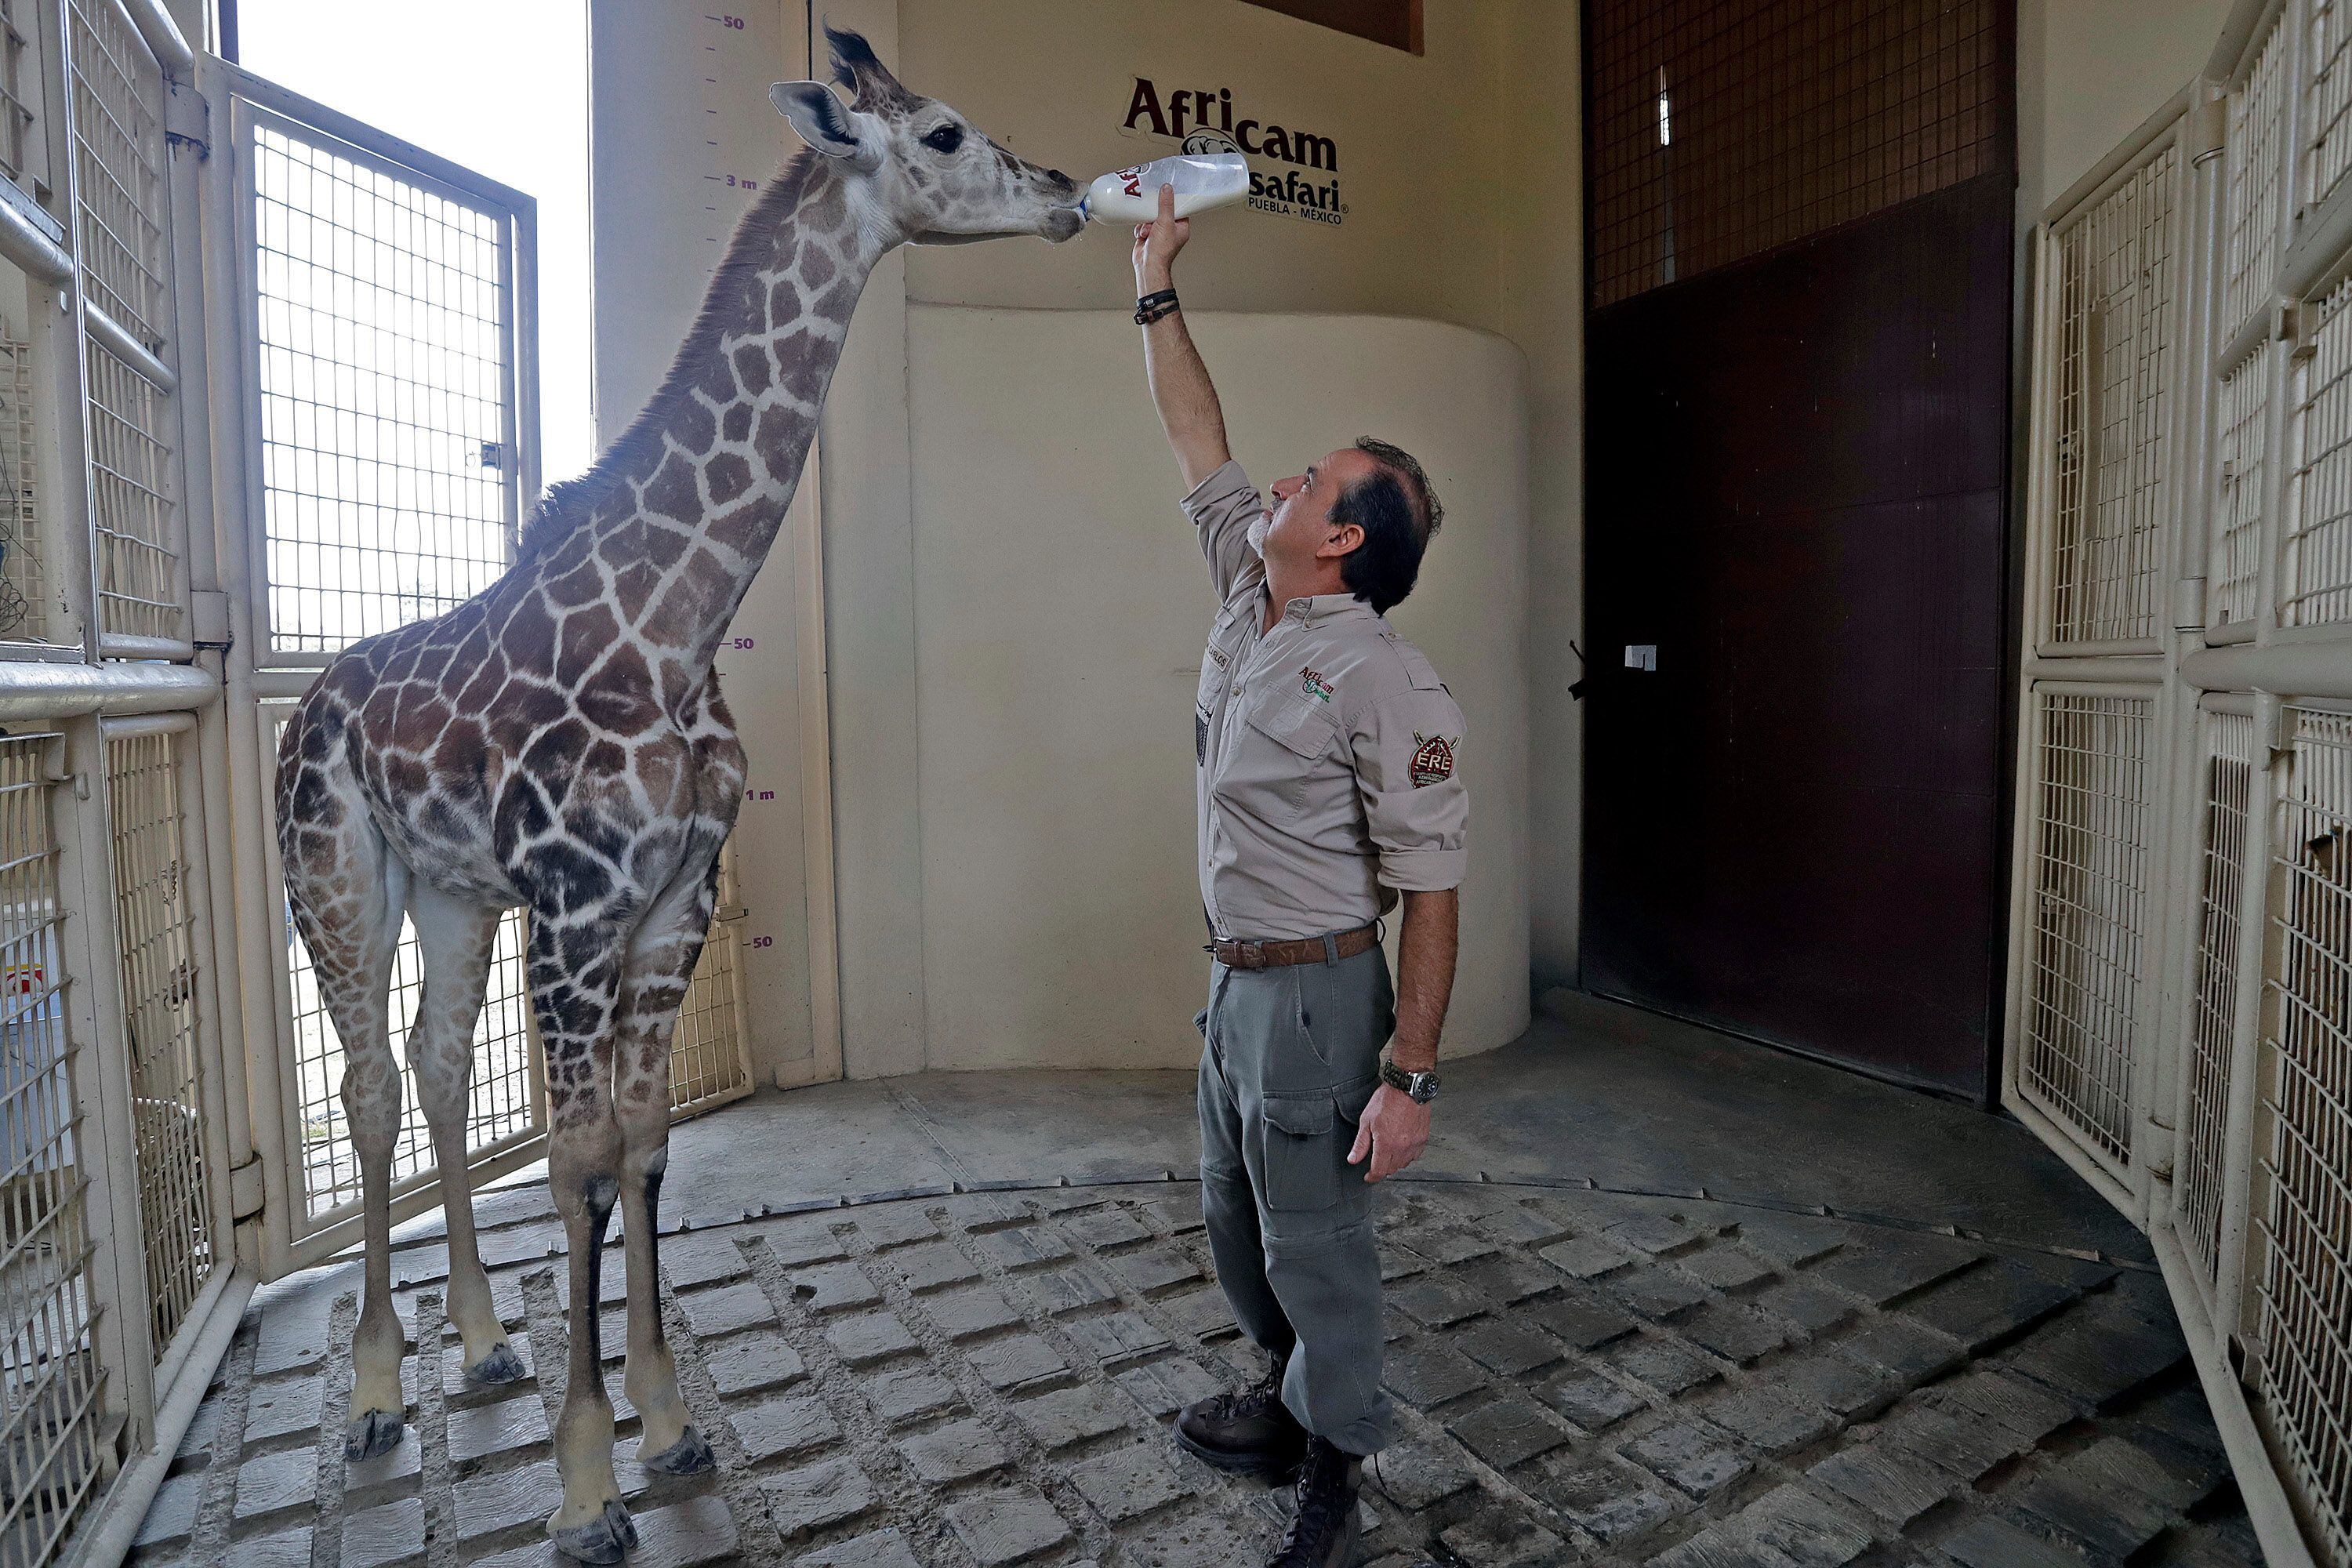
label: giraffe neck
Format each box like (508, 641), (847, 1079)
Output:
(547, 152), (888, 677)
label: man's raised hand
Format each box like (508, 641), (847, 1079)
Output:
(1132, 180), (1189, 293)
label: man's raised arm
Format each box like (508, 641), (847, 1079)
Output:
(1134, 183), (1231, 490)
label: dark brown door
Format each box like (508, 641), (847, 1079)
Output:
(1581, 0), (2014, 1097)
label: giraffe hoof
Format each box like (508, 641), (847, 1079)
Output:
(343, 1408), (405, 1463)
(639, 1425), (715, 1475)
(466, 1343), (527, 1385)
(550, 1500), (637, 1563)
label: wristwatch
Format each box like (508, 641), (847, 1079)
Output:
(1381, 1058), (1440, 1104)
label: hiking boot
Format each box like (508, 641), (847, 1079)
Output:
(1174, 1356), (1305, 1478)
(1266, 1436), (1363, 1566)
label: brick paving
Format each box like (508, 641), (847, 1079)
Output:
(132, 1180), (2261, 1567)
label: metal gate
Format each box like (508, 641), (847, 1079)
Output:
(2011, 1), (2352, 1558)
(0, 14), (753, 1561)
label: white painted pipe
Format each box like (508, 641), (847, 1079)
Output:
(0, 660), (216, 721)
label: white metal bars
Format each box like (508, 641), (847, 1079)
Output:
(2044, 143), (2181, 648)
(2014, 2), (2352, 1560)
(2178, 705), (2256, 1290)
(0, 734), (106, 1568)
(244, 109), (521, 659)
(2248, 704), (2352, 1562)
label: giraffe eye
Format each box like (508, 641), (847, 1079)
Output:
(921, 124), (964, 154)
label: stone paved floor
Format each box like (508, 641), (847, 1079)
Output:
(130, 1172), (2260, 1568)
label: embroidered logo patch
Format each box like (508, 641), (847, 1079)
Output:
(1410, 732), (1457, 788)
(1301, 666), (1334, 703)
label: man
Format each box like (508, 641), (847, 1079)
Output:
(1132, 183), (1467, 1568)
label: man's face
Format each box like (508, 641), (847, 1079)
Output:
(1260, 446), (1376, 579)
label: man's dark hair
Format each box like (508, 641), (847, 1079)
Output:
(1334, 437), (1444, 615)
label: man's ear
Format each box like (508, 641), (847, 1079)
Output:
(770, 82), (882, 170)
(1319, 521), (1366, 561)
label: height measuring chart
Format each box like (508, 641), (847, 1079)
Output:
(589, 0), (830, 1083)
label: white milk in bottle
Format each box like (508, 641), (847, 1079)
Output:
(1078, 152), (1250, 223)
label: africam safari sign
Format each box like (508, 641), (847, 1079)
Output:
(1119, 78), (1345, 227)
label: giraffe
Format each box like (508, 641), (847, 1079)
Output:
(273, 31), (1079, 1562)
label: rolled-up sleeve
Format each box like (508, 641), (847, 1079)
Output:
(1351, 687), (1469, 892)
(1179, 459), (1268, 604)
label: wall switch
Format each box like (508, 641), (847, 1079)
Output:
(1624, 644), (1657, 671)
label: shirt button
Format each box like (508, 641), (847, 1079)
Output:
(1231, 684), (1240, 695)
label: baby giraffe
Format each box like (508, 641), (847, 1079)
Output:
(274, 31), (1079, 1562)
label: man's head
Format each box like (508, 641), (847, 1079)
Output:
(1258, 438), (1445, 614)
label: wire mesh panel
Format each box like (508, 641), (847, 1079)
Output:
(103, 728), (213, 1357)
(2045, 147), (2179, 645)
(2314, 0), (2352, 212)
(2246, 705), (2352, 1563)
(2288, 275), (2352, 627)
(2019, 690), (2154, 1172)
(1584, 0), (2004, 310)
(66, 0), (165, 351)
(0, 0), (34, 187)
(2178, 709), (2256, 1290)
(2223, 15), (2288, 349)
(249, 118), (515, 658)
(287, 902), (536, 1223)
(0, 735), (109, 1567)
(0, 320), (43, 642)
(2212, 344), (2272, 631)
(670, 851), (750, 1117)
(86, 339), (177, 645)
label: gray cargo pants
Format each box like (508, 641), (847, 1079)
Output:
(1196, 941), (1396, 1457)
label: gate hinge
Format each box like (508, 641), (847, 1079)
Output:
(2173, 575), (2207, 632)
(228, 1156), (265, 1221)
(191, 590), (231, 650)
(164, 81), (210, 161)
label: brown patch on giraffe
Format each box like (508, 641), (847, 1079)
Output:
(672, 397), (716, 456)
(486, 680), (568, 751)
(547, 560), (604, 608)
(730, 343), (772, 396)
(499, 594), (561, 675)
(642, 453), (699, 524)
(706, 452), (753, 504)
(434, 718), (488, 779)
(721, 405), (752, 443)
(797, 242), (836, 289)
(578, 644), (661, 735)
(804, 180), (846, 232)
(456, 659), (506, 714)
(643, 521), (692, 571)
(766, 277), (800, 328)
(705, 499), (769, 554)
(612, 559), (663, 622)
(756, 401), (811, 459)
(557, 604), (622, 686)
(814, 278), (860, 323)
(649, 546), (731, 631)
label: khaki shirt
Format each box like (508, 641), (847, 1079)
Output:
(1183, 459), (1469, 941)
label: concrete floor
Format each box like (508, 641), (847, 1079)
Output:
(132, 991), (2255, 1568)
(617, 991), (2149, 1266)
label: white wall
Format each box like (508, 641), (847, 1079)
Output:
(905, 307), (1532, 1069)
(2017, 0), (2240, 221)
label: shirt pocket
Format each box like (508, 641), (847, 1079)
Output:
(1232, 689), (1340, 816)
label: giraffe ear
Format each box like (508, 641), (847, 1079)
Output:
(771, 82), (879, 169)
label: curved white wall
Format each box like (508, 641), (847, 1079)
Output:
(904, 307), (1531, 1071)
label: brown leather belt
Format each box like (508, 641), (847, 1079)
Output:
(1207, 923), (1379, 971)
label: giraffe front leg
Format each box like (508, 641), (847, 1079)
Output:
(347, 1068), (409, 1462)
(548, 1115), (634, 1563)
(617, 886), (714, 1475)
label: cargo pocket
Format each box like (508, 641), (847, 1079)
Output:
(1259, 1095), (1339, 1211)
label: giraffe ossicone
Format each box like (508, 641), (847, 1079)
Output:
(274, 30), (1077, 1563)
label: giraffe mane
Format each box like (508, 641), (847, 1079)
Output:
(519, 147), (822, 562)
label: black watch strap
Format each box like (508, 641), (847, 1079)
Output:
(1135, 288), (1179, 325)
(1381, 1058), (1439, 1103)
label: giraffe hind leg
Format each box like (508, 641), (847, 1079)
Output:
(283, 786), (410, 1461)
(404, 881), (524, 1384)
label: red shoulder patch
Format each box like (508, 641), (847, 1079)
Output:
(1410, 734), (1456, 788)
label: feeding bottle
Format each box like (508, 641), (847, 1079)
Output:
(1077, 151), (1250, 223)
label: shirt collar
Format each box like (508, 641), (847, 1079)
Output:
(1267, 592), (1375, 628)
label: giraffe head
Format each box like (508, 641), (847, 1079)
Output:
(769, 28), (1083, 249)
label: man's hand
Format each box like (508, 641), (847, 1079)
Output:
(1347, 1084), (1430, 1183)
(1132, 181), (1189, 293)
